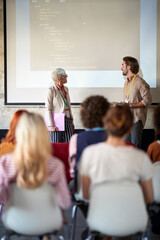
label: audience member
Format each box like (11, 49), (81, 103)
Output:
(147, 103), (160, 163)
(69, 95), (110, 240)
(79, 104), (154, 204)
(147, 103), (160, 236)
(0, 112), (71, 212)
(69, 95), (110, 189)
(0, 110), (27, 157)
(45, 68), (74, 143)
(78, 105), (154, 240)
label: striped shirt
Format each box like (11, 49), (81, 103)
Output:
(0, 153), (71, 210)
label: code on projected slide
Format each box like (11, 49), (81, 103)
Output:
(30, 0), (140, 71)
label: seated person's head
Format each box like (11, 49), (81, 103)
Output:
(2, 110), (27, 144)
(80, 95), (110, 129)
(14, 112), (52, 189)
(154, 103), (160, 139)
(104, 104), (133, 138)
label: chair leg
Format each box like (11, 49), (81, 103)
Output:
(0, 205), (2, 215)
(38, 236), (43, 240)
(57, 235), (64, 240)
(1, 230), (12, 240)
(85, 235), (94, 240)
(4, 229), (13, 240)
(1, 237), (8, 240)
(63, 224), (69, 240)
(70, 204), (79, 240)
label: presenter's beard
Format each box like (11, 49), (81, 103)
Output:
(122, 72), (127, 76)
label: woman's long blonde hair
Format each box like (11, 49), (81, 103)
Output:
(13, 112), (52, 189)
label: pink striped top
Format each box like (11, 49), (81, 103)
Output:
(0, 153), (71, 210)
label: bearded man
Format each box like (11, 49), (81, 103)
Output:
(121, 56), (152, 148)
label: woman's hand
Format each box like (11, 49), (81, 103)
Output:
(48, 126), (59, 132)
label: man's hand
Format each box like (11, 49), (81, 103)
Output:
(48, 126), (59, 132)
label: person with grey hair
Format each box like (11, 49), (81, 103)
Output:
(45, 68), (74, 143)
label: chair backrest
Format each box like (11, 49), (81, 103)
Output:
(51, 143), (72, 183)
(87, 181), (148, 237)
(153, 161), (160, 203)
(2, 183), (63, 235)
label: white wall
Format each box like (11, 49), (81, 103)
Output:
(0, 0), (155, 130)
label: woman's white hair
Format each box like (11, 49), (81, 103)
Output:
(51, 68), (67, 83)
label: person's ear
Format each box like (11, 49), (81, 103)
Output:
(59, 75), (63, 81)
(127, 65), (131, 71)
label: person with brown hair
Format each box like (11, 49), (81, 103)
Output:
(79, 105), (153, 204)
(69, 95), (110, 181)
(147, 103), (160, 163)
(0, 110), (27, 157)
(146, 103), (160, 236)
(121, 56), (152, 148)
(0, 112), (71, 211)
(69, 95), (110, 240)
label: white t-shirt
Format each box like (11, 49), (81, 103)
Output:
(78, 143), (153, 185)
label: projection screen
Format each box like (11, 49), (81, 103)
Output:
(4, 0), (160, 104)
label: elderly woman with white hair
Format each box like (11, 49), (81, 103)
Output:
(45, 68), (74, 143)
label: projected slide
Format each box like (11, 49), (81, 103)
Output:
(5, 0), (160, 103)
(30, 0), (140, 72)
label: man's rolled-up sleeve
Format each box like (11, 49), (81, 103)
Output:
(140, 82), (152, 106)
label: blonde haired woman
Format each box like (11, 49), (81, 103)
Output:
(0, 112), (71, 210)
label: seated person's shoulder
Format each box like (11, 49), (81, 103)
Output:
(82, 142), (106, 155)
(0, 142), (15, 157)
(148, 140), (160, 148)
(48, 155), (65, 170)
(70, 133), (78, 142)
(128, 146), (152, 164)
